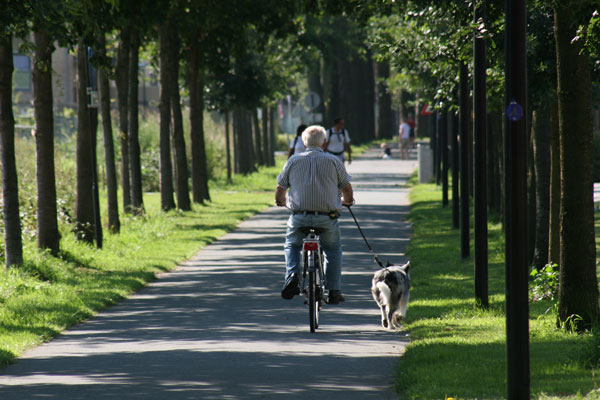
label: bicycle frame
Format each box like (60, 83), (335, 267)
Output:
(300, 230), (325, 332)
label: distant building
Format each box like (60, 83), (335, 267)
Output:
(12, 38), (159, 114)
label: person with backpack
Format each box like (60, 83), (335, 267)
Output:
(325, 117), (352, 164)
(288, 124), (308, 158)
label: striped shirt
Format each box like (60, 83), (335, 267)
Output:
(277, 147), (351, 212)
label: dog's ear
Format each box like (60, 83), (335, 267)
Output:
(404, 261), (411, 271)
(386, 259), (391, 267)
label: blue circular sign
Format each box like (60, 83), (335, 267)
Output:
(506, 100), (523, 122)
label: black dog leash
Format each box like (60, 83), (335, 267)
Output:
(345, 205), (385, 268)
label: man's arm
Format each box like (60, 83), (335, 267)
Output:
(341, 183), (354, 206)
(275, 185), (287, 207)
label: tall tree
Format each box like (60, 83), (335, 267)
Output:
(32, 27), (60, 253)
(376, 61), (394, 139)
(554, 0), (599, 330)
(188, 31), (210, 203)
(252, 108), (264, 166)
(97, 34), (120, 233)
(168, 20), (191, 211)
(158, 19), (175, 211)
(128, 28), (144, 213)
(115, 28), (131, 212)
(262, 106), (274, 166)
(531, 109), (551, 269)
(75, 40), (95, 243)
(0, 36), (23, 266)
(548, 104), (560, 264)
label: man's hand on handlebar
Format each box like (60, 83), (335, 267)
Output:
(342, 198), (355, 207)
(275, 185), (287, 207)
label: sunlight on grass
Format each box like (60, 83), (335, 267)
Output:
(398, 181), (600, 399)
(0, 160), (281, 368)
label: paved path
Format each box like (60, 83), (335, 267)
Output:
(0, 147), (417, 399)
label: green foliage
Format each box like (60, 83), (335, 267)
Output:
(367, 2), (476, 109)
(530, 263), (559, 303)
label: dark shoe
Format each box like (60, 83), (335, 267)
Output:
(327, 290), (345, 305)
(281, 273), (300, 300)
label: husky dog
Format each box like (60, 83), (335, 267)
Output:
(371, 261), (411, 329)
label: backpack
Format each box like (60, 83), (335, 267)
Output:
(325, 128), (347, 156)
(291, 136), (300, 155)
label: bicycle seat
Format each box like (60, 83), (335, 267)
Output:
(300, 227), (324, 235)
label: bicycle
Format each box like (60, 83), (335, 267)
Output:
(299, 227), (325, 333)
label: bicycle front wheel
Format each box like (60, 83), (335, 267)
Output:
(309, 269), (319, 332)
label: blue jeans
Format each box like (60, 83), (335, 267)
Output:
(284, 214), (342, 291)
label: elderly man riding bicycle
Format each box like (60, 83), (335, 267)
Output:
(275, 125), (354, 305)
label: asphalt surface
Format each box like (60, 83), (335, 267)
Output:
(0, 146), (417, 399)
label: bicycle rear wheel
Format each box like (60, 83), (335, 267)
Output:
(309, 269), (319, 332)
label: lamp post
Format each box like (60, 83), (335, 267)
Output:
(504, 0), (530, 398)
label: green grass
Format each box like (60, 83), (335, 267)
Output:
(399, 181), (600, 399)
(0, 158), (284, 368)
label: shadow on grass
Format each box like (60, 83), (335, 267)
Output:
(402, 184), (599, 399)
(0, 349), (17, 368)
(397, 339), (596, 399)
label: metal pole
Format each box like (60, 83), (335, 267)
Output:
(459, 62), (470, 258)
(504, 0), (530, 398)
(474, 0), (488, 307)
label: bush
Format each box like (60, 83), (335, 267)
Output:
(530, 262), (559, 302)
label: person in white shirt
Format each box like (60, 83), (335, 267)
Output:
(325, 117), (352, 163)
(399, 118), (411, 159)
(288, 124), (307, 158)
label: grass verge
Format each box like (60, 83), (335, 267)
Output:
(399, 181), (600, 399)
(0, 158), (284, 368)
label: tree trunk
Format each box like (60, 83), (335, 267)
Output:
(233, 107), (256, 175)
(128, 28), (144, 214)
(459, 62), (470, 258)
(262, 106), (273, 166)
(548, 103), (560, 264)
(98, 34), (120, 234)
(188, 32), (210, 203)
(158, 21), (175, 211)
(451, 110), (460, 229)
(252, 108), (264, 166)
(0, 36), (23, 267)
(168, 23), (190, 211)
(269, 106), (277, 164)
(32, 28), (60, 253)
(115, 28), (131, 213)
(307, 62), (325, 122)
(75, 40), (95, 243)
(554, 1), (599, 330)
(225, 111), (232, 183)
(487, 111), (503, 216)
(233, 107), (241, 174)
(531, 108), (551, 270)
(527, 113), (536, 265)
(376, 61), (393, 139)
(361, 51), (376, 142)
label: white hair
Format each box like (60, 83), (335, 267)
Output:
(302, 125), (326, 147)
